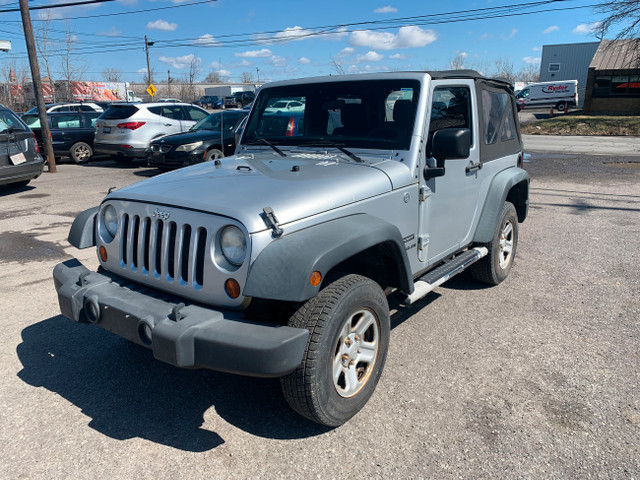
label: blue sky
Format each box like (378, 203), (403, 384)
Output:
(0, 0), (610, 84)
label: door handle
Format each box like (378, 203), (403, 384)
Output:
(466, 161), (482, 174)
(164, 123), (174, 126)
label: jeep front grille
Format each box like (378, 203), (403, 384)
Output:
(120, 213), (208, 288)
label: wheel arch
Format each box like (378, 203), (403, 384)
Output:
(473, 167), (529, 244)
(243, 214), (413, 303)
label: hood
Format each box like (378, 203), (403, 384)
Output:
(152, 129), (223, 146)
(108, 151), (397, 233)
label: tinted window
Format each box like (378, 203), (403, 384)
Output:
(149, 105), (186, 120)
(22, 115), (41, 129)
(51, 114), (82, 129)
(185, 106), (208, 121)
(501, 107), (516, 142)
(86, 112), (101, 128)
(482, 90), (509, 145)
(101, 105), (139, 120)
(80, 105), (96, 111)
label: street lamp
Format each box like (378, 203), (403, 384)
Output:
(145, 36), (155, 84)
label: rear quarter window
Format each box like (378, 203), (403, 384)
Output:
(100, 105), (139, 120)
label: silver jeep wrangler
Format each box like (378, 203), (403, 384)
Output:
(53, 70), (529, 427)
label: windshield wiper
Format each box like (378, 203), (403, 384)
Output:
(246, 138), (286, 157)
(302, 141), (363, 163)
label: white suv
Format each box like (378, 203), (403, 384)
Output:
(94, 102), (208, 163)
(25, 102), (104, 114)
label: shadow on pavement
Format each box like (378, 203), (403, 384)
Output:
(16, 315), (330, 452)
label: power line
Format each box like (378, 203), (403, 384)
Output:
(0, 0), (116, 13)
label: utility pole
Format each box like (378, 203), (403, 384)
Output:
(256, 67), (260, 83)
(18, 0), (56, 172)
(145, 35), (154, 85)
(167, 70), (171, 95)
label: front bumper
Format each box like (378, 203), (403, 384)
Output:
(53, 259), (309, 377)
(146, 149), (204, 168)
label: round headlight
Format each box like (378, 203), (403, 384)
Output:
(220, 225), (247, 266)
(103, 205), (118, 237)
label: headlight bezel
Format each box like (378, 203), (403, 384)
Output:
(218, 225), (247, 268)
(98, 203), (118, 244)
(175, 140), (204, 152)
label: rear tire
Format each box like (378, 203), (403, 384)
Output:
(470, 201), (518, 285)
(70, 142), (93, 163)
(556, 101), (567, 112)
(281, 274), (390, 427)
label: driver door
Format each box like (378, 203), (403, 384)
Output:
(417, 80), (484, 265)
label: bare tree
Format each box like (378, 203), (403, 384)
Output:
(492, 57), (516, 83)
(449, 53), (467, 70)
(102, 67), (122, 82)
(595, 0), (640, 38)
(35, 12), (57, 102)
(59, 23), (86, 101)
(241, 71), (254, 83)
(142, 68), (155, 85)
(515, 64), (540, 83)
(205, 70), (223, 83)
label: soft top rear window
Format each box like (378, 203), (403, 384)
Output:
(100, 105), (139, 120)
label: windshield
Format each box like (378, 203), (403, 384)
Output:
(243, 79), (420, 151)
(191, 111), (244, 132)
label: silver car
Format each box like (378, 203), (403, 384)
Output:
(93, 102), (208, 163)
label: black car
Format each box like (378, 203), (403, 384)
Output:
(195, 96), (222, 109)
(147, 109), (247, 170)
(22, 111), (101, 163)
(0, 104), (44, 188)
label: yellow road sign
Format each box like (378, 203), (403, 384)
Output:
(146, 84), (157, 97)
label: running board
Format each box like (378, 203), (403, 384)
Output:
(402, 247), (488, 305)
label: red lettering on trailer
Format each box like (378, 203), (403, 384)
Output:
(542, 85), (570, 93)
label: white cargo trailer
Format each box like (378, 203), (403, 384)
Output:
(515, 80), (578, 111)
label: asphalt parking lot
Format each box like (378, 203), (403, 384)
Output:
(1, 153), (639, 478)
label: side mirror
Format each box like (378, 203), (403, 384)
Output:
(424, 128), (471, 180)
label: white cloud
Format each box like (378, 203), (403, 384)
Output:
(193, 34), (219, 46)
(573, 22), (601, 34)
(350, 25), (437, 50)
(270, 55), (287, 67)
(98, 26), (121, 37)
(299, 57), (311, 64)
(137, 67), (148, 74)
(374, 5), (397, 13)
(479, 33), (490, 40)
(158, 54), (200, 69)
(322, 26), (349, 41)
(273, 26), (314, 42)
(389, 53), (408, 59)
(209, 61), (221, 69)
(522, 56), (541, 64)
(235, 48), (273, 58)
(238, 59), (251, 67)
(337, 47), (355, 57)
(543, 25), (559, 34)
(147, 19), (177, 31)
(37, 10), (63, 20)
(500, 28), (517, 40)
(532, 46), (541, 51)
(458, 51), (468, 59)
(218, 69), (232, 78)
(356, 51), (384, 63)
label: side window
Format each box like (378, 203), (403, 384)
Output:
(80, 105), (95, 111)
(51, 114), (82, 129)
(428, 86), (472, 142)
(86, 113), (101, 128)
(481, 90), (509, 145)
(161, 106), (186, 120)
(186, 106), (207, 122)
(148, 106), (162, 116)
(501, 107), (516, 142)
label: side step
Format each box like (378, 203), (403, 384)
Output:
(402, 247), (488, 305)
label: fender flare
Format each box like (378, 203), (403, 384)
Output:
(243, 214), (413, 302)
(473, 167), (529, 243)
(68, 206), (98, 249)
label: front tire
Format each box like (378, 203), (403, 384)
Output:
(70, 142), (93, 163)
(470, 201), (518, 285)
(281, 274), (390, 427)
(204, 148), (224, 162)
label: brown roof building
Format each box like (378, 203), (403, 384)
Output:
(583, 39), (640, 114)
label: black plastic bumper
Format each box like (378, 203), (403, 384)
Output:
(94, 143), (146, 158)
(53, 259), (309, 377)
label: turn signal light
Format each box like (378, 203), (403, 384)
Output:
(225, 278), (241, 299)
(32, 133), (40, 153)
(116, 122), (146, 130)
(99, 246), (108, 262)
(309, 271), (322, 287)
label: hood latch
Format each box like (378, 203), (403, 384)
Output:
(262, 206), (283, 237)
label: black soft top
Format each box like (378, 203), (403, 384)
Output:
(427, 70), (513, 91)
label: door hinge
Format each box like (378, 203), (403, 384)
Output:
(418, 235), (429, 251)
(419, 187), (431, 202)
